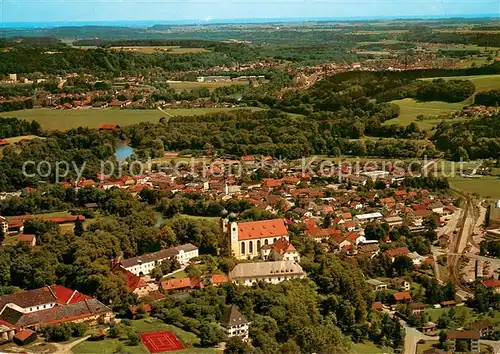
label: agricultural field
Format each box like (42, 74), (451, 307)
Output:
(109, 46), (210, 54)
(0, 107), (261, 131)
(167, 80), (249, 92)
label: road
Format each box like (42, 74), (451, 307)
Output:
(402, 322), (436, 354)
(481, 340), (500, 354)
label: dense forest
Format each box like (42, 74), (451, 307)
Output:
(433, 113), (500, 160)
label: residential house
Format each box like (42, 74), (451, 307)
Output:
(17, 234), (36, 247)
(420, 322), (437, 333)
(219, 306), (249, 340)
(161, 278), (203, 292)
(409, 302), (426, 315)
(392, 278), (411, 292)
(384, 247), (410, 262)
(392, 291), (412, 304)
(224, 218), (289, 260)
(446, 330), (480, 353)
(384, 216), (404, 228)
(260, 237), (300, 262)
(481, 279), (500, 294)
(366, 279), (388, 292)
(111, 263), (151, 297)
(228, 261), (305, 286)
(466, 319), (496, 338)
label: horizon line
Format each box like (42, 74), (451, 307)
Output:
(1, 13), (499, 29)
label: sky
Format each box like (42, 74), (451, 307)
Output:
(1, 0), (499, 25)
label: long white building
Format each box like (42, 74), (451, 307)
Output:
(229, 261), (305, 286)
(121, 243), (198, 276)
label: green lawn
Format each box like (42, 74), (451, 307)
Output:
(424, 306), (476, 324)
(385, 99), (466, 130)
(0, 107), (261, 131)
(350, 342), (394, 354)
(449, 176), (500, 199)
(72, 318), (218, 354)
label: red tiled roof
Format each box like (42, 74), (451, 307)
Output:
(481, 279), (500, 288)
(271, 237), (296, 255)
(393, 291), (412, 301)
(384, 247), (410, 258)
(237, 219), (287, 241)
(129, 304), (152, 313)
(161, 277), (203, 291)
(99, 123), (120, 130)
(52, 285), (92, 305)
(17, 234), (35, 243)
(211, 274), (229, 285)
(14, 329), (36, 342)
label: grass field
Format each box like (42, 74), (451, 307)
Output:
(72, 318), (218, 354)
(449, 176), (500, 199)
(385, 99), (465, 130)
(386, 75), (500, 129)
(420, 74), (500, 92)
(424, 306), (476, 324)
(350, 342), (394, 354)
(110, 46), (210, 54)
(167, 80), (249, 93)
(0, 107), (261, 131)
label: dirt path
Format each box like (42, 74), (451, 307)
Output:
(51, 335), (90, 354)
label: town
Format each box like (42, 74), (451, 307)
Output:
(1, 11), (500, 354)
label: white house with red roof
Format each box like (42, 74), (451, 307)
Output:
(260, 237), (300, 262)
(223, 219), (289, 260)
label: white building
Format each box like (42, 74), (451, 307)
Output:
(354, 212), (383, 223)
(229, 261), (305, 286)
(219, 306), (249, 340)
(121, 243), (199, 276)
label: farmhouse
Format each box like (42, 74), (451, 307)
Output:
(0, 285), (113, 329)
(224, 218), (289, 260)
(229, 261), (305, 286)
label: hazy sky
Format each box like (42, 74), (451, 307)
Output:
(1, 0), (499, 24)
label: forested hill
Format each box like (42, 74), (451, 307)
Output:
(0, 42), (258, 75)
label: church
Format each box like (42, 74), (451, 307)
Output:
(222, 218), (289, 260)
